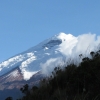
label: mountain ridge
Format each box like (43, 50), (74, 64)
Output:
(0, 33), (73, 80)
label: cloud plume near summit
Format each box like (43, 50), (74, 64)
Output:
(41, 33), (100, 75)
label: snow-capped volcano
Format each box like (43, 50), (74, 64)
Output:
(0, 33), (76, 80)
(0, 33), (100, 81)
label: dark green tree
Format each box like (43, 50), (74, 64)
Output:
(20, 84), (29, 95)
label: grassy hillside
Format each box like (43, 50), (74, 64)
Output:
(6, 50), (100, 100)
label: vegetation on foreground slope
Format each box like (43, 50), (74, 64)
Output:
(6, 50), (100, 100)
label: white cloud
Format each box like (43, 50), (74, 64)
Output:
(41, 33), (100, 75)
(40, 57), (65, 76)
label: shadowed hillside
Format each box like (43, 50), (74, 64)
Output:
(12, 50), (100, 100)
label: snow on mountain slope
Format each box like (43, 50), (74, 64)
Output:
(0, 33), (100, 80)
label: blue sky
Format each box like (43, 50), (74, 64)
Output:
(0, 0), (100, 62)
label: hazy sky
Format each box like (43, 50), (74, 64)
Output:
(0, 0), (100, 62)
